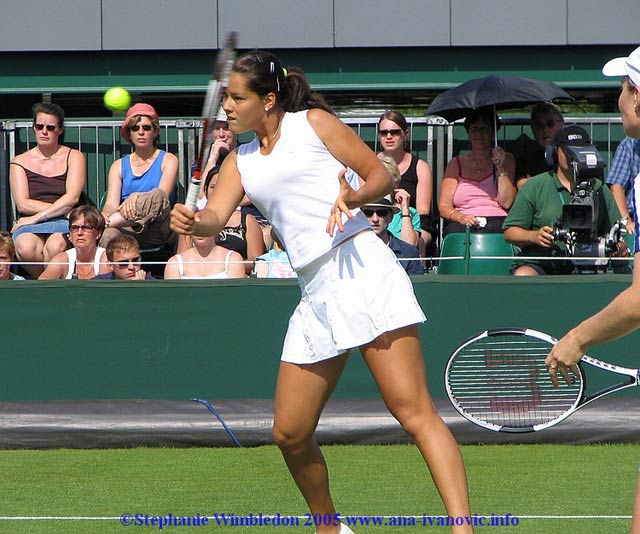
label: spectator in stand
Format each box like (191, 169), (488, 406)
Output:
(255, 229), (297, 279)
(93, 235), (154, 280)
(377, 110), (436, 255)
(362, 197), (423, 275)
(164, 233), (245, 279)
(515, 103), (565, 189)
(100, 103), (178, 254)
(200, 109), (238, 192)
(180, 165), (265, 274)
(10, 102), (87, 279)
(503, 125), (623, 275)
(39, 205), (109, 280)
(606, 137), (640, 235)
(0, 233), (25, 281)
(376, 155), (421, 248)
(438, 107), (516, 238)
(199, 110), (272, 249)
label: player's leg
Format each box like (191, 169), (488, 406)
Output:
(272, 353), (349, 534)
(632, 472), (640, 534)
(360, 325), (473, 533)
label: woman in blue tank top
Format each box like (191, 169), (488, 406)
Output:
(100, 103), (178, 253)
(170, 51), (473, 534)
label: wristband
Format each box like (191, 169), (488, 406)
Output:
(401, 214), (411, 218)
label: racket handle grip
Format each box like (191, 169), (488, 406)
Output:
(185, 179), (201, 212)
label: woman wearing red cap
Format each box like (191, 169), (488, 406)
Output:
(100, 103), (178, 256)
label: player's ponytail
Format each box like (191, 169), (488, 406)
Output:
(281, 66), (334, 115)
(234, 50), (334, 115)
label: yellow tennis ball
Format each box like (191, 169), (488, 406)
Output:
(103, 87), (131, 112)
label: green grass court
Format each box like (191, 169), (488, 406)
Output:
(0, 443), (637, 533)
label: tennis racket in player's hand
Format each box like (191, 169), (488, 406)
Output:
(184, 31), (238, 212)
(170, 204), (197, 236)
(545, 334), (583, 387)
(445, 327), (640, 432)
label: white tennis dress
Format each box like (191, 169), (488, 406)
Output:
(237, 110), (425, 363)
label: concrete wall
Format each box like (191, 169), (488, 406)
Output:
(0, 0), (638, 51)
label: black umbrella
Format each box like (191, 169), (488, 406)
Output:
(426, 74), (572, 123)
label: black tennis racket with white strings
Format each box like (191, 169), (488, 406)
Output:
(185, 31), (238, 211)
(445, 328), (640, 432)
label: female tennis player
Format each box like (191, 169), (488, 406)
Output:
(545, 45), (640, 534)
(171, 51), (473, 534)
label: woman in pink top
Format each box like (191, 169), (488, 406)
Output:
(438, 108), (516, 237)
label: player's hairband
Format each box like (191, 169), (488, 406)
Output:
(269, 62), (288, 92)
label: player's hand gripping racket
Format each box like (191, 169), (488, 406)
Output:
(184, 31), (238, 211)
(445, 328), (640, 432)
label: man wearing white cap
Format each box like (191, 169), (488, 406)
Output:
(545, 45), (640, 534)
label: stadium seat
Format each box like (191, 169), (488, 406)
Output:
(467, 233), (515, 275)
(438, 228), (515, 275)
(438, 232), (470, 275)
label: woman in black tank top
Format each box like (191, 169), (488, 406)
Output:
(377, 110), (437, 256)
(9, 102), (87, 278)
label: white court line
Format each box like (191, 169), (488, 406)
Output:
(0, 515), (631, 521)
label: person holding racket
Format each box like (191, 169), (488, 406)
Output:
(545, 45), (640, 534)
(171, 50), (473, 534)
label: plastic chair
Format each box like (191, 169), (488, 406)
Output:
(438, 231), (470, 275)
(467, 233), (515, 275)
(438, 227), (515, 275)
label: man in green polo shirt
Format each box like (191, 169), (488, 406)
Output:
(503, 125), (622, 275)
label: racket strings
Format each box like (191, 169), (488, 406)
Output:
(447, 335), (582, 430)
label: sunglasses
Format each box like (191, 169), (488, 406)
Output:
(129, 124), (153, 132)
(362, 207), (392, 218)
(532, 119), (558, 131)
(34, 123), (57, 132)
(69, 224), (96, 232)
(378, 129), (403, 137)
(113, 256), (142, 268)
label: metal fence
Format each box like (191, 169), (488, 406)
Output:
(0, 114), (627, 233)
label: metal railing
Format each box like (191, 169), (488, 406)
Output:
(0, 114), (626, 233)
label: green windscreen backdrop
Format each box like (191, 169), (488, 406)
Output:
(2, 275), (638, 403)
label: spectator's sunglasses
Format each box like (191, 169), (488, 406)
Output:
(34, 123), (57, 132)
(69, 224), (96, 232)
(378, 129), (402, 137)
(129, 124), (153, 132)
(362, 207), (392, 218)
(113, 256), (142, 268)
